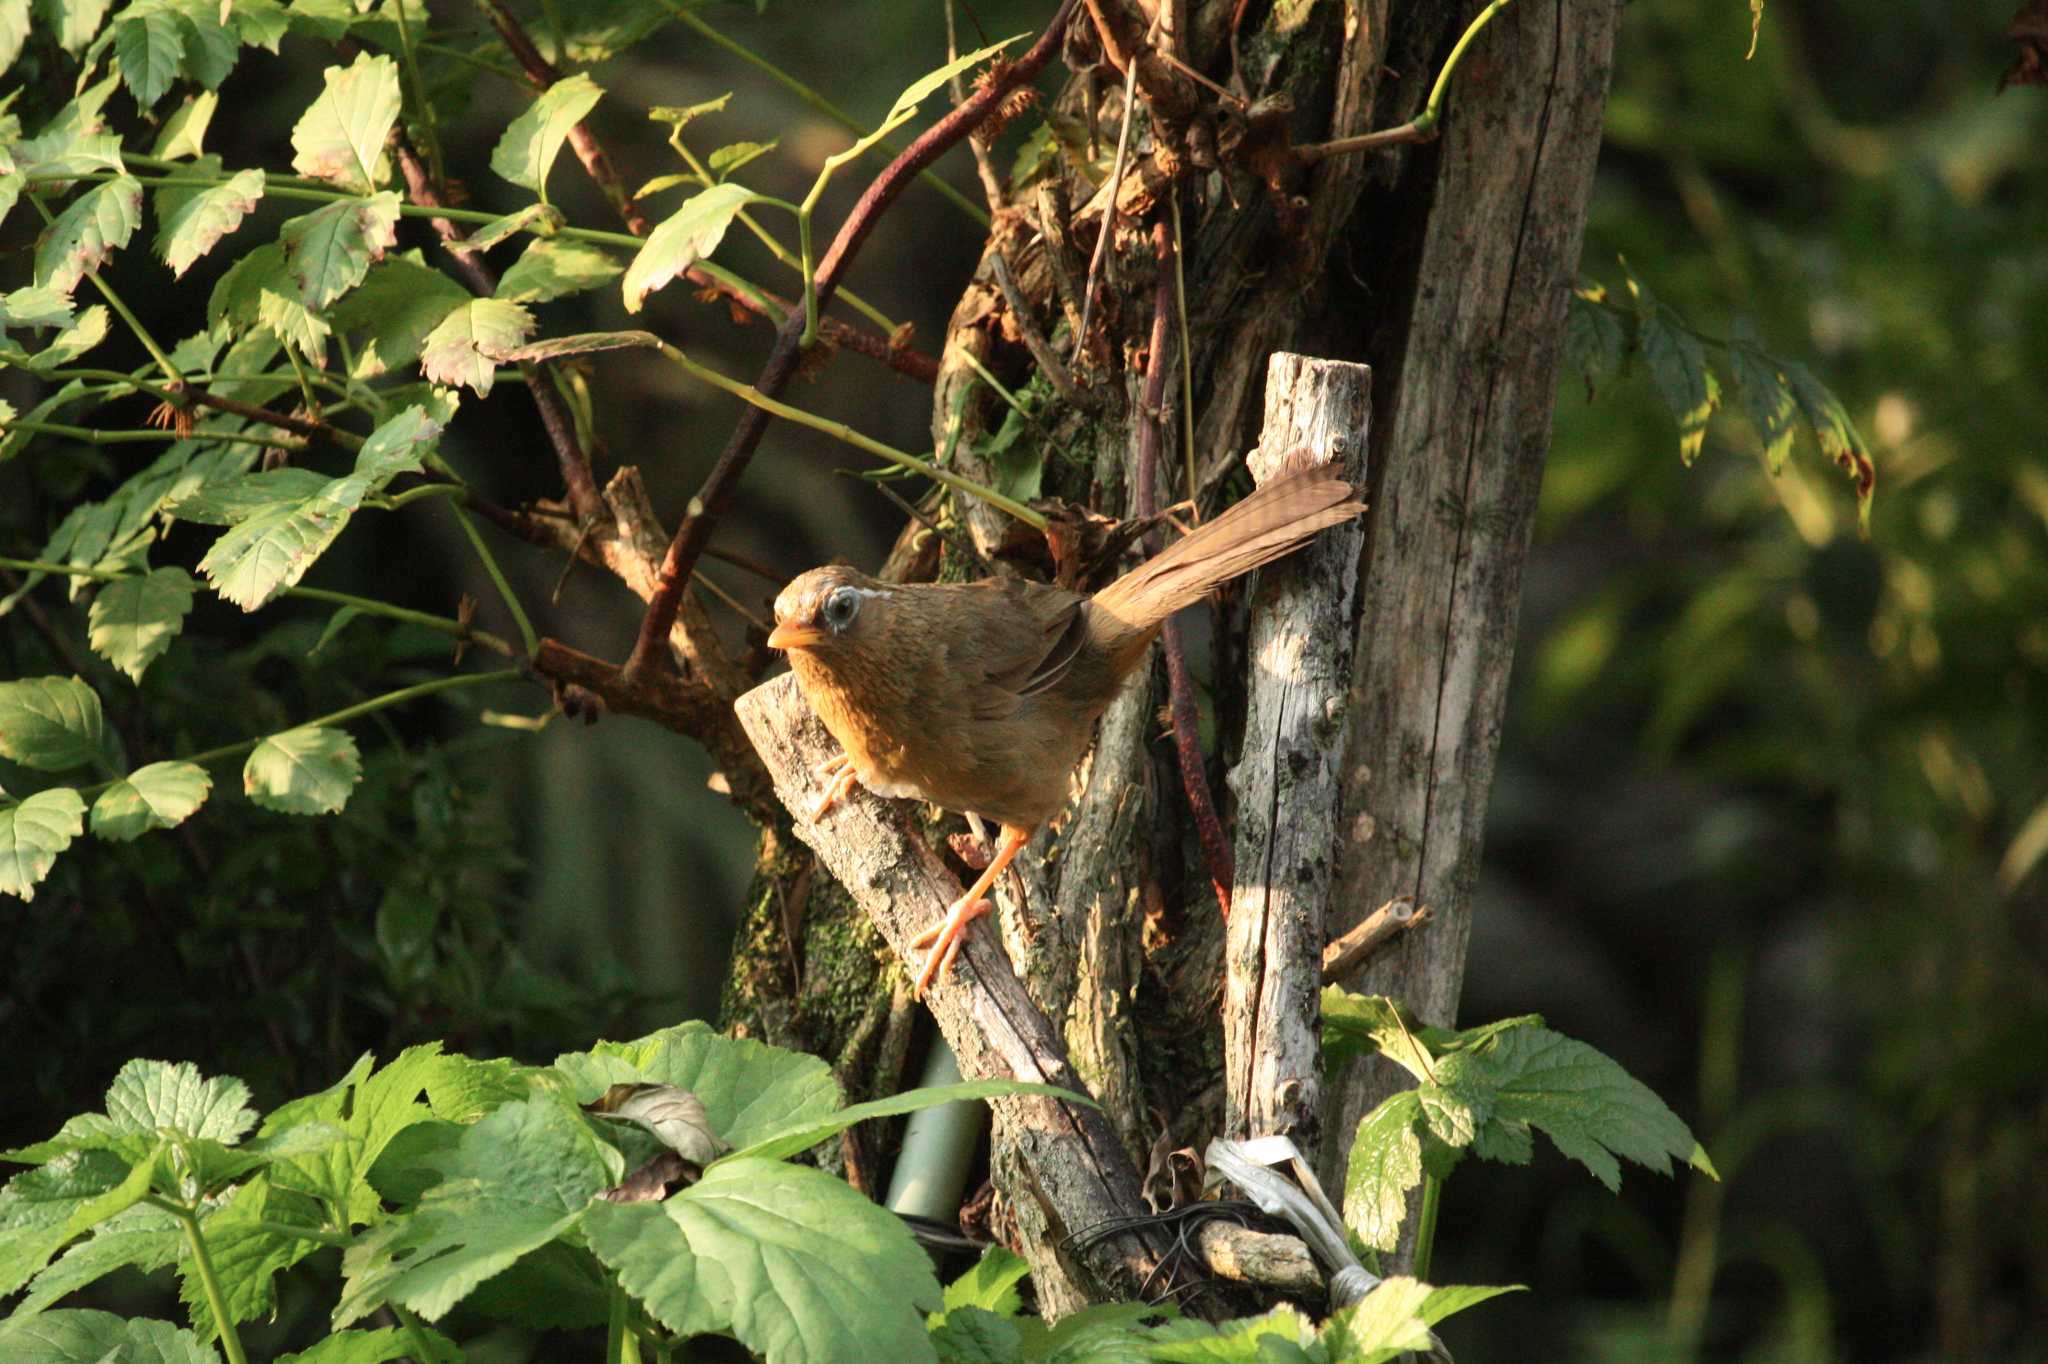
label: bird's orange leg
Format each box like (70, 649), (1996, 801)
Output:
(808, 753), (859, 821)
(910, 823), (1032, 997)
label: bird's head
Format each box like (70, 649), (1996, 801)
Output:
(768, 566), (890, 656)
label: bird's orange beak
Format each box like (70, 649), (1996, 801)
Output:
(767, 621), (827, 650)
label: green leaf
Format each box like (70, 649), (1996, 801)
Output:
(87, 569), (196, 682)
(156, 168), (265, 277)
(418, 298), (535, 396)
(107, 1057), (258, 1141)
(1342, 1091), (1426, 1253)
(242, 726), (360, 814)
(460, 202), (563, 253)
(170, 0), (238, 89)
(1728, 339), (1799, 474)
(1783, 360), (1877, 525)
(1142, 1302), (1319, 1360)
(1439, 1026), (1716, 1191)
(278, 193), (401, 309)
(165, 467), (331, 526)
(331, 255), (470, 378)
(496, 238), (622, 304)
(335, 1094), (616, 1326)
(942, 1245), (1030, 1316)
(621, 181), (758, 313)
(0, 676), (104, 771)
(277, 1326), (460, 1364)
(175, 1176), (326, 1339)
(1, 285), (77, 331)
(1416, 1281), (1525, 1327)
(152, 90), (218, 160)
(0, 1151), (148, 1296)
(1321, 1278), (1435, 1363)
(289, 51), (401, 192)
(709, 138), (777, 178)
(14, 1200), (183, 1317)
(114, 6), (185, 109)
(928, 1306), (1021, 1362)
(721, 1078), (1091, 1166)
(90, 760), (211, 840)
(0, 1309), (220, 1363)
(586, 1158), (943, 1364)
(33, 175), (144, 295)
(0, 0), (30, 73)
(351, 403), (443, 482)
(1320, 988), (1435, 1081)
(264, 1047), (441, 1222)
(883, 37), (1021, 130)
(552, 1021), (842, 1151)
(197, 487), (357, 608)
(26, 304), (110, 370)
(490, 71), (603, 194)
(1640, 312), (1718, 466)
(45, 0), (114, 55)
(1565, 290), (1624, 401)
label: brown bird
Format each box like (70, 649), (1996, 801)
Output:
(767, 466), (1364, 996)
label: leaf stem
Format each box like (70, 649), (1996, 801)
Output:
(653, 341), (1046, 529)
(177, 1207), (250, 1364)
(606, 1284), (629, 1364)
(670, 8), (990, 228)
(391, 1303), (443, 1363)
(289, 585), (518, 656)
(448, 501), (540, 655)
(28, 196), (183, 384)
(391, 0), (448, 188)
(1413, 1171), (1443, 1282)
(1292, 0), (1516, 161)
(4, 420), (303, 451)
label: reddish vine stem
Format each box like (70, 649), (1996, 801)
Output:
(394, 140), (606, 527)
(478, 0), (937, 384)
(1136, 216), (1234, 918)
(621, 0), (1085, 682)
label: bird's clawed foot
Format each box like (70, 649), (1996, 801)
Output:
(809, 752), (858, 821)
(910, 895), (992, 998)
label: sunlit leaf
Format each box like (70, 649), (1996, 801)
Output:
(0, 1310), (218, 1363)
(90, 760), (211, 840)
(0, 676), (105, 772)
(419, 299), (536, 396)
(331, 255), (469, 378)
(243, 726), (361, 815)
(45, 0), (114, 54)
(26, 304), (109, 370)
(289, 51), (401, 192)
(152, 91), (218, 160)
(113, 5), (185, 109)
(87, 568), (196, 682)
(156, 168), (265, 277)
(278, 193), (401, 309)
(495, 239), (622, 304)
(1640, 312), (1717, 466)
(1727, 339), (1798, 475)
(490, 71), (603, 194)
(621, 182), (757, 313)
(33, 176), (144, 295)
(708, 139), (777, 178)
(1783, 361), (1877, 526)
(0, 788), (87, 902)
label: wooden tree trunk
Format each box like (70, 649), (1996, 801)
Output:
(720, 0), (1622, 1306)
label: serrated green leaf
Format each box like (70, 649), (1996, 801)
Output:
(553, 0), (673, 64)
(157, 168), (264, 277)
(621, 181), (757, 313)
(0, 0), (30, 74)
(165, 467), (330, 525)
(105, 1058), (257, 1141)
(335, 1094), (616, 1326)
(1342, 1091), (1425, 1253)
(647, 93), (731, 130)
(90, 760), (211, 840)
(418, 298), (535, 396)
(263, 1047), (442, 1222)
(352, 404), (442, 482)
(495, 238), (622, 303)
(1, 285), (78, 331)
(708, 138), (777, 178)
(153, 90), (218, 160)
(1416, 1281), (1525, 1327)
(289, 51), (401, 192)
(1439, 1026), (1714, 1190)
(1565, 291), (1624, 401)
(0, 788), (84, 901)
(1142, 1301), (1318, 1360)
(176, 1176), (326, 1339)
(942, 1244), (1030, 1316)
(170, 0), (237, 89)
(884, 37), (1021, 128)
(277, 1326), (460, 1364)
(279, 193), (400, 308)
(331, 254), (469, 378)
(1640, 313), (1717, 466)
(491, 71), (603, 194)
(0, 1150), (134, 1293)
(1321, 988), (1435, 1081)
(928, 1306), (1021, 1362)
(720, 1078), (1090, 1166)
(1321, 1278), (1436, 1363)
(0, 1309), (220, 1363)
(207, 240), (289, 332)
(14, 1200), (183, 1317)
(0, 676), (104, 771)
(45, 0), (115, 54)
(242, 726), (360, 814)
(198, 486), (355, 608)
(1727, 343), (1798, 475)
(587, 1158), (943, 1364)
(552, 1021), (842, 1151)
(26, 304), (109, 370)
(87, 569), (196, 682)
(114, 6), (185, 109)
(1783, 360), (1876, 524)
(34, 175), (143, 295)
(460, 201), (563, 253)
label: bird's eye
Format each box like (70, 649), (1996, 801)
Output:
(821, 586), (861, 631)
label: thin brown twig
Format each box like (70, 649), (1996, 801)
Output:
(621, 0), (1085, 683)
(947, 0), (1008, 213)
(988, 250), (1092, 409)
(1075, 19), (1145, 354)
(1135, 214), (1232, 918)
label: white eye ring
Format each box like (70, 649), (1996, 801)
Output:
(822, 586), (861, 631)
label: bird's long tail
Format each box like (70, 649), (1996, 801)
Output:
(1089, 465), (1364, 639)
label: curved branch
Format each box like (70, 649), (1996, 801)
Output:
(621, 0), (1085, 682)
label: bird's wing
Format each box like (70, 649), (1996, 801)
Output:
(948, 579), (1087, 721)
